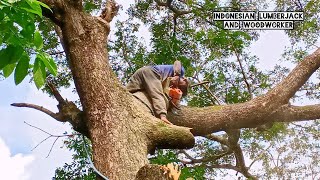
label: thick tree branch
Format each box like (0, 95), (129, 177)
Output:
(69, 0), (83, 10)
(264, 48), (320, 104)
(133, 98), (195, 152)
(166, 48), (320, 135)
(136, 164), (168, 180)
(270, 104), (320, 123)
(148, 123), (194, 150)
(136, 164), (182, 180)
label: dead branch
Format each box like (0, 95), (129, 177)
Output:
(12, 82), (88, 137)
(11, 103), (65, 122)
(192, 76), (222, 105)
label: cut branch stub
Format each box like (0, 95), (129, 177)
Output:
(136, 164), (168, 180)
(136, 164), (182, 180)
(147, 123), (195, 150)
(132, 98), (195, 152)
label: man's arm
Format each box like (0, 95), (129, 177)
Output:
(173, 60), (182, 76)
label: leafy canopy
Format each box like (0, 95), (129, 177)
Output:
(0, 0), (56, 88)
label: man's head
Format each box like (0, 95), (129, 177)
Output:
(170, 76), (189, 96)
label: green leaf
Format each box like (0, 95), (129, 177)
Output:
(14, 54), (29, 84)
(20, 7), (41, 17)
(25, 0), (42, 17)
(0, 45), (24, 69)
(21, 22), (35, 40)
(34, 31), (43, 49)
(35, 1), (51, 12)
(0, 10), (4, 20)
(0, 1), (11, 7)
(0, 49), (10, 69)
(38, 52), (57, 76)
(3, 63), (16, 77)
(10, 46), (24, 63)
(33, 57), (46, 88)
(7, 0), (20, 3)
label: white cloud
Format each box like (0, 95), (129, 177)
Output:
(0, 137), (34, 180)
(0, 78), (75, 179)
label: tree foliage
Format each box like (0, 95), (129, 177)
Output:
(0, 0), (57, 87)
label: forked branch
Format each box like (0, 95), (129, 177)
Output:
(12, 83), (88, 137)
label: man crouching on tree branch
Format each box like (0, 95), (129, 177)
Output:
(126, 60), (189, 125)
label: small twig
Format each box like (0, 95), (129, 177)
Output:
(190, 81), (209, 87)
(248, 144), (272, 169)
(31, 135), (51, 151)
(24, 121), (80, 157)
(192, 76), (222, 105)
(48, 51), (65, 56)
(24, 121), (52, 135)
(179, 148), (232, 165)
(46, 137), (59, 158)
(231, 45), (253, 99)
(207, 163), (257, 179)
(178, 150), (201, 163)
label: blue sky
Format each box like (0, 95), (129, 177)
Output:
(0, 0), (313, 179)
(0, 76), (75, 179)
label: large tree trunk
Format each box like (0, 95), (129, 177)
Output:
(37, 1), (194, 179)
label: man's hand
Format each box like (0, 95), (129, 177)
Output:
(160, 114), (173, 125)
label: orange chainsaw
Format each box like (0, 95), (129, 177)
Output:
(169, 87), (183, 106)
(163, 77), (183, 109)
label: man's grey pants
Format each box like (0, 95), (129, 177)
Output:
(126, 66), (169, 117)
